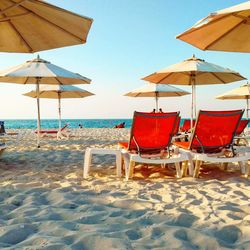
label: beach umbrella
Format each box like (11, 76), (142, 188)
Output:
(124, 83), (190, 111)
(0, 56), (91, 147)
(216, 83), (250, 119)
(176, 1), (250, 52)
(0, 0), (93, 53)
(142, 55), (245, 128)
(23, 85), (94, 135)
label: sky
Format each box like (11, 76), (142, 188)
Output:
(0, 0), (249, 119)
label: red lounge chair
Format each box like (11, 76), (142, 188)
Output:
(173, 116), (181, 135)
(119, 111), (193, 180)
(180, 119), (195, 132)
(35, 123), (70, 139)
(236, 120), (249, 136)
(174, 110), (250, 178)
(172, 116), (188, 141)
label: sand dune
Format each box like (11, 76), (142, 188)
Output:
(0, 128), (250, 249)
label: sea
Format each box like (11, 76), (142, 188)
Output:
(1, 118), (247, 129)
(1, 119), (134, 129)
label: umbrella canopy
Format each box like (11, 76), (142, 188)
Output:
(0, 56), (91, 147)
(176, 1), (250, 52)
(124, 83), (190, 111)
(0, 0), (93, 53)
(23, 85), (94, 98)
(23, 85), (94, 133)
(0, 56), (91, 84)
(142, 55), (246, 127)
(216, 83), (250, 119)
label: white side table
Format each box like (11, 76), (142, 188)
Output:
(83, 148), (122, 178)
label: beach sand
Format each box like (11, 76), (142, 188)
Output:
(0, 128), (250, 249)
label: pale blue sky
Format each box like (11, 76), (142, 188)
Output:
(0, 0), (249, 119)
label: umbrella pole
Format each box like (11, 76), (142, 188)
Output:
(247, 98), (249, 120)
(36, 78), (41, 148)
(156, 93), (159, 112)
(191, 76), (195, 130)
(194, 84), (196, 118)
(58, 94), (62, 139)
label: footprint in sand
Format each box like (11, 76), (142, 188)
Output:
(125, 229), (142, 240)
(151, 227), (165, 239)
(150, 194), (162, 202)
(174, 229), (188, 241)
(109, 210), (124, 217)
(215, 225), (242, 245)
(172, 213), (198, 228)
(0, 224), (37, 245)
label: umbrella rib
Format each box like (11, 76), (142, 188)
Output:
(0, 0), (27, 15)
(55, 77), (63, 85)
(0, 12), (30, 22)
(6, 20), (33, 52)
(8, 0), (85, 43)
(24, 77), (29, 85)
(203, 20), (245, 50)
(158, 72), (174, 83)
(0, 8), (32, 52)
(210, 72), (226, 83)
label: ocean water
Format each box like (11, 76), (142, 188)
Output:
(2, 119), (133, 129)
(2, 118), (248, 129)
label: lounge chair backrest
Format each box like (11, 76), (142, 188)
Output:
(180, 119), (195, 132)
(189, 110), (244, 153)
(236, 120), (249, 136)
(128, 111), (179, 154)
(173, 116), (181, 135)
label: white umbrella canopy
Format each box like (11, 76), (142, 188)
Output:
(23, 85), (94, 133)
(216, 83), (250, 119)
(142, 55), (246, 127)
(124, 83), (190, 111)
(176, 1), (250, 52)
(0, 56), (91, 147)
(0, 0), (93, 53)
(0, 56), (91, 84)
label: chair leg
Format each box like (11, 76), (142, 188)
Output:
(83, 149), (92, 179)
(121, 157), (125, 171)
(185, 153), (194, 176)
(221, 162), (228, 171)
(116, 152), (122, 177)
(245, 162), (250, 178)
(181, 161), (188, 177)
(175, 162), (182, 178)
(193, 160), (202, 178)
(239, 161), (245, 175)
(127, 160), (135, 180)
